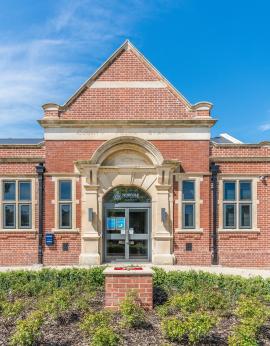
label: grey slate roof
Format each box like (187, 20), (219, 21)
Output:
(0, 138), (44, 145)
(211, 136), (235, 144)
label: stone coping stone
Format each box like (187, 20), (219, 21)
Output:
(104, 266), (153, 276)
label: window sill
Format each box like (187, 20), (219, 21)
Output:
(0, 229), (37, 233)
(218, 229), (260, 234)
(175, 228), (203, 234)
(51, 229), (80, 234)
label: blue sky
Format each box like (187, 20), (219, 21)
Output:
(0, 0), (269, 143)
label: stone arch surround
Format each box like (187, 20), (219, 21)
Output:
(75, 136), (179, 265)
(90, 136), (165, 166)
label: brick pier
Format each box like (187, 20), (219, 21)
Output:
(104, 267), (153, 310)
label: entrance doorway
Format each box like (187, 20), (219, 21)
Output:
(103, 186), (151, 262)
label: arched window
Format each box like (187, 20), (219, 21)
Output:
(103, 186), (151, 203)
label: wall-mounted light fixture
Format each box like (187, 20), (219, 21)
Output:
(259, 175), (270, 182)
(259, 175), (270, 185)
(161, 208), (167, 223)
(88, 208), (93, 222)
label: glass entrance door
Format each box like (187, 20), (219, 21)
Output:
(104, 207), (150, 262)
(128, 209), (149, 260)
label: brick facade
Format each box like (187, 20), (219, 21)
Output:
(0, 40), (269, 267)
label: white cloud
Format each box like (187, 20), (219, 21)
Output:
(259, 123), (270, 131)
(0, 0), (172, 137)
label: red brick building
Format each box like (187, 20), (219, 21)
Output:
(0, 41), (269, 267)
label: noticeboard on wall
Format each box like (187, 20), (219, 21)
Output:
(116, 217), (125, 230)
(106, 217), (126, 231)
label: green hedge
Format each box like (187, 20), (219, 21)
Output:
(0, 267), (105, 296)
(1, 266), (270, 301)
(152, 268), (270, 299)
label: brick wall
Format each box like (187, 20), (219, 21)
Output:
(0, 146), (43, 265)
(0, 146), (45, 158)
(211, 143), (270, 267)
(151, 140), (210, 172)
(97, 49), (159, 81)
(104, 270), (153, 310)
(42, 139), (210, 266)
(0, 138), (269, 268)
(62, 88), (194, 120)
(173, 176), (212, 265)
(45, 141), (104, 172)
(42, 176), (81, 265)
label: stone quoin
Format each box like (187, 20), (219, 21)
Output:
(0, 40), (269, 267)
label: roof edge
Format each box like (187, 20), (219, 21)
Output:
(38, 118), (217, 128)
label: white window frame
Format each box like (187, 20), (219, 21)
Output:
(52, 177), (78, 232)
(218, 177), (259, 232)
(182, 180), (196, 229)
(175, 175), (203, 233)
(0, 178), (35, 232)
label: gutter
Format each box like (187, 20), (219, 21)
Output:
(36, 163), (45, 264)
(210, 162), (219, 265)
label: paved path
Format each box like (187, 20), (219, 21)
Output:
(0, 263), (269, 279)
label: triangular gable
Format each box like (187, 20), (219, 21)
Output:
(63, 40), (191, 109)
(41, 40), (214, 123)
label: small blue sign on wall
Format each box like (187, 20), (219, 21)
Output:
(106, 217), (116, 230)
(45, 233), (55, 246)
(116, 217), (125, 230)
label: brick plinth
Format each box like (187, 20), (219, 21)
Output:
(104, 267), (153, 310)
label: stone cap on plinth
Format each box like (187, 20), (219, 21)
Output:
(104, 266), (153, 276)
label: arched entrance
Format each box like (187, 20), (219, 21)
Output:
(75, 136), (179, 265)
(103, 186), (151, 262)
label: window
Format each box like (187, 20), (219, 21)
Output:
(182, 180), (195, 229)
(2, 180), (32, 229)
(223, 180), (252, 229)
(58, 180), (72, 229)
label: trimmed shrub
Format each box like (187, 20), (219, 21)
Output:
(157, 292), (199, 317)
(80, 310), (111, 337)
(9, 310), (44, 346)
(119, 290), (146, 328)
(184, 311), (217, 344)
(90, 326), (120, 346)
(162, 312), (217, 345)
(228, 324), (258, 346)
(39, 288), (71, 319)
(235, 296), (269, 324)
(198, 287), (232, 314)
(0, 299), (25, 318)
(171, 292), (198, 313)
(73, 291), (96, 312)
(157, 289), (229, 318)
(228, 296), (270, 346)
(161, 317), (186, 342)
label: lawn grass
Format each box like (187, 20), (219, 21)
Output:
(0, 267), (270, 345)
